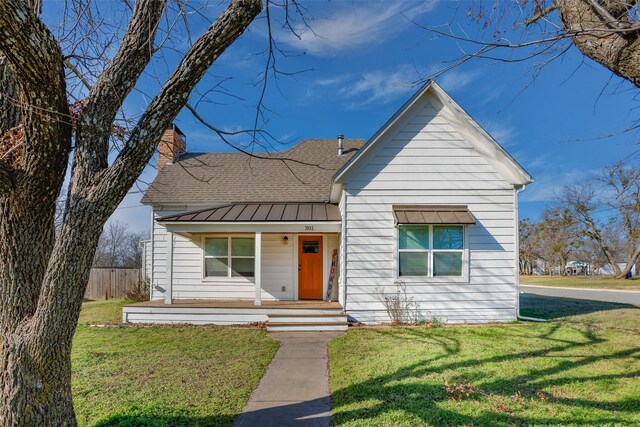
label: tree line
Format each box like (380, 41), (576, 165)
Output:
(93, 221), (146, 269)
(520, 162), (640, 279)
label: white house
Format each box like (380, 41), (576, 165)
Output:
(124, 81), (532, 331)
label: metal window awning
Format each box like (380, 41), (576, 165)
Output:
(392, 205), (475, 225)
(159, 203), (341, 223)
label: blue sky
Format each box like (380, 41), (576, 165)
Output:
(73, 1), (639, 234)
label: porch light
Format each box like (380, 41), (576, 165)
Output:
(282, 235), (289, 245)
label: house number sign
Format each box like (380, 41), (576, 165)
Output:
(304, 226), (314, 231)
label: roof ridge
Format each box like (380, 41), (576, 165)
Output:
(181, 138), (367, 157)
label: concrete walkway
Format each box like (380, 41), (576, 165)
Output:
(521, 285), (640, 305)
(235, 332), (343, 427)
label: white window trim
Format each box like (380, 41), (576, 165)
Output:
(201, 235), (256, 280)
(396, 224), (469, 283)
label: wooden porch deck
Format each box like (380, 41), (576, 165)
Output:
(122, 299), (345, 326)
(127, 299), (342, 310)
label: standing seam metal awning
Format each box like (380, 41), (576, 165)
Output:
(393, 205), (475, 225)
(158, 203), (341, 222)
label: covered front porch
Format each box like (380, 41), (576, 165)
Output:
(156, 203), (342, 307)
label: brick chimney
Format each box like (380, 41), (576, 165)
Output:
(157, 124), (186, 172)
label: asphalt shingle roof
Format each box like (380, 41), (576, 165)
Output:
(142, 138), (365, 205)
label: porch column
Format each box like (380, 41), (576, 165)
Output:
(165, 231), (173, 305)
(254, 231), (262, 306)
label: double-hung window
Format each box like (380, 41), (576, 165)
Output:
(398, 225), (464, 277)
(204, 236), (255, 278)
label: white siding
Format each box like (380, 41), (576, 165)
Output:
(342, 93), (518, 324)
(151, 212), (170, 300)
(262, 234), (295, 300)
(141, 240), (151, 281)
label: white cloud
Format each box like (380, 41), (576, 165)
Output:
(312, 65), (481, 110)
(520, 168), (592, 203)
(436, 70), (480, 93)
(483, 120), (516, 146)
(309, 65), (421, 109)
(315, 74), (354, 87)
(338, 65), (420, 107)
(279, 1), (437, 57)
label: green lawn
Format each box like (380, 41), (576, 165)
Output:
(78, 299), (132, 325)
(329, 295), (640, 426)
(73, 300), (278, 426)
(521, 274), (640, 290)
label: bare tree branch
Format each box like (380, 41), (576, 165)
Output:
(76, 0), (165, 175)
(0, 0), (64, 96)
(525, 3), (558, 25)
(63, 58), (92, 91)
(99, 0), (263, 198)
(185, 103), (331, 169)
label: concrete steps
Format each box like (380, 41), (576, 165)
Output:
(266, 312), (348, 332)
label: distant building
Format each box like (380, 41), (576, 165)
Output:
(565, 260), (591, 276)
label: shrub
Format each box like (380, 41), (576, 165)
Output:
(125, 277), (150, 302)
(375, 280), (420, 324)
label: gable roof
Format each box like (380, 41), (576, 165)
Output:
(142, 138), (365, 206)
(333, 80), (532, 186)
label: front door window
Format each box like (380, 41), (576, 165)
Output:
(302, 241), (320, 254)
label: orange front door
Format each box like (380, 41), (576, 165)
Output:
(298, 236), (323, 300)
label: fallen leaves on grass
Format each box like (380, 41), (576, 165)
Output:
(444, 380), (479, 401)
(493, 400), (514, 415)
(536, 390), (549, 402)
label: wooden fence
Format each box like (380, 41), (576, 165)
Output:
(85, 268), (141, 300)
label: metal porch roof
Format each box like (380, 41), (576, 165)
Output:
(159, 203), (341, 222)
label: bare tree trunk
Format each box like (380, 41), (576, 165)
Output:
(1, 331), (75, 425)
(0, 166), (74, 424)
(556, 0), (640, 88)
(1, 213), (102, 424)
(0, 0), (262, 423)
(0, 2), (72, 422)
(615, 245), (640, 279)
(0, 204), (62, 423)
(0, 57), (22, 131)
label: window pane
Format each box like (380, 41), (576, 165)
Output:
(231, 258), (254, 277)
(433, 226), (463, 250)
(302, 241), (320, 254)
(399, 252), (428, 276)
(399, 225), (429, 250)
(205, 238), (227, 257)
(205, 257), (228, 277)
(232, 238), (255, 256)
(434, 252), (463, 276)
